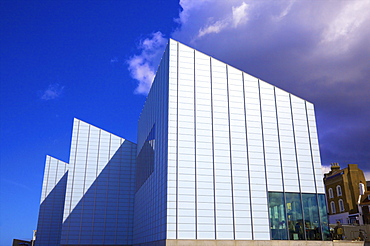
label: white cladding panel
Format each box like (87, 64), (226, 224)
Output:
(134, 43), (170, 244)
(61, 119), (136, 245)
(40, 156), (68, 204)
(36, 156), (68, 246)
(165, 39), (324, 240)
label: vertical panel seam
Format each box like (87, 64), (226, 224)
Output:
(91, 128), (101, 239)
(193, 49), (197, 239)
(79, 124), (90, 244)
(305, 102), (323, 239)
(176, 41), (179, 239)
(210, 57), (217, 239)
(290, 95), (302, 194)
(103, 133), (112, 244)
(274, 87), (288, 238)
(289, 95), (306, 239)
(226, 65), (236, 240)
(44, 156), (51, 203)
(306, 102), (318, 194)
(258, 80), (271, 240)
(66, 119), (80, 242)
(242, 73), (254, 240)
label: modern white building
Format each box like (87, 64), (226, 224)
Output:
(35, 39), (330, 246)
(36, 119), (137, 246)
(35, 156), (68, 245)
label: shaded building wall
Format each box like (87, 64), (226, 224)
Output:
(60, 119), (136, 246)
(35, 156), (68, 246)
(133, 44), (169, 245)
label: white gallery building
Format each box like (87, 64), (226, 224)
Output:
(35, 39), (330, 246)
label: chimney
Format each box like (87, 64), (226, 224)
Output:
(331, 162), (340, 171)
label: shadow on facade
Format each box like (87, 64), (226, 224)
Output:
(36, 172), (68, 246)
(60, 141), (136, 246)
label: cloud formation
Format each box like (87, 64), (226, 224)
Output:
(191, 2), (250, 40)
(170, 0), (370, 174)
(127, 32), (167, 95)
(128, 0), (370, 174)
(232, 2), (248, 27)
(321, 165), (331, 176)
(40, 83), (64, 100)
(198, 20), (227, 39)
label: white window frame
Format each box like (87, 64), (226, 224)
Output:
(330, 201), (336, 214)
(336, 185), (342, 196)
(328, 188), (334, 199)
(338, 199), (345, 212)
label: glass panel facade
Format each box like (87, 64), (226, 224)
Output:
(269, 192), (329, 241)
(268, 192), (287, 240)
(302, 193), (321, 240)
(285, 193), (304, 240)
(318, 194), (330, 240)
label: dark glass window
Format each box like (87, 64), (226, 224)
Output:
(302, 193), (321, 240)
(136, 125), (155, 191)
(285, 193), (304, 240)
(318, 194), (331, 240)
(269, 192), (288, 240)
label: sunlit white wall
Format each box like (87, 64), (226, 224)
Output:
(166, 39), (324, 241)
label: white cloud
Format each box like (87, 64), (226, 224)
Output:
(272, 0), (295, 22)
(176, 0), (209, 25)
(232, 2), (248, 27)
(319, 0), (370, 54)
(198, 20), (228, 38)
(321, 1), (370, 44)
(321, 165), (332, 175)
(127, 32), (167, 95)
(193, 1), (250, 40)
(40, 83), (64, 100)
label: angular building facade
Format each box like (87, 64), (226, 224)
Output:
(36, 119), (137, 246)
(35, 39), (329, 245)
(36, 156), (68, 245)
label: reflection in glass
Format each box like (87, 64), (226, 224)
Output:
(285, 193), (304, 240)
(302, 193), (321, 240)
(318, 194), (331, 240)
(268, 192), (288, 240)
(136, 125), (155, 191)
(267, 192), (329, 241)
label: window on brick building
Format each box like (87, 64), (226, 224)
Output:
(338, 199), (345, 212)
(328, 188), (334, 198)
(336, 185), (342, 196)
(330, 201), (336, 214)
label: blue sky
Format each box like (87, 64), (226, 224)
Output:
(1, 0), (369, 245)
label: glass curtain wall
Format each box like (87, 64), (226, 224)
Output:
(268, 193), (287, 240)
(269, 192), (329, 241)
(302, 194), (321, 240)
(285, 193), (304, 240)
(318, 194), (330, 240)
